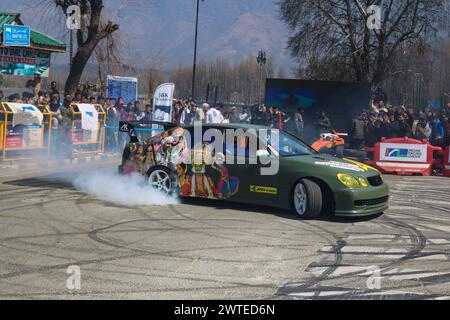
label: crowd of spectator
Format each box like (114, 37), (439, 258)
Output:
(349, 100), (450, 149)
(1, 82), (450, 159)
(0, 82), (154, 156)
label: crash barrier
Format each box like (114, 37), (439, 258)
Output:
(365, 137), (442, 176)
(444, 146), (450, 177)
(0, 102), (52, 161)
(70, 103), (106, 155)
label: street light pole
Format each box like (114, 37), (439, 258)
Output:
(192, 0), (202, 100)
(257, 50), (267, 105)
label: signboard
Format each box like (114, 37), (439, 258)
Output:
(3, 24), (30, 47)
(428, 100), (441, 110)
(0, 47), (51, 76)
(22, 127), (42, 148)
(152, 83), (174, 135)
(152, 83), (174, 123)
(5, 135), (23, 149)
(107, 75), (138, 105)
(72, 126), (99, 144)
(379, 143), (428, 163)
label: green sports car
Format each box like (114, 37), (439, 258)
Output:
(118, 122), (389, 219)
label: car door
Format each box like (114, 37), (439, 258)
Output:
(178, 125), (220, 199)
(223, 129), (280, 206)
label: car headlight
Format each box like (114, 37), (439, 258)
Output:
(337, 173), (360, 188)
(358, 177), (369, 188)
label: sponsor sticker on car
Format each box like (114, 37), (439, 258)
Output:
(314, 161), (365, 172)
(250, 185), (278, 195)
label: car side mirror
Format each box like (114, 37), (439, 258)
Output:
(256, 150), (271, 166)
(256, 150), (271, 158)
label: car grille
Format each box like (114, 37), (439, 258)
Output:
(355, 196), (389, 207)
(367, 175), (383, 187)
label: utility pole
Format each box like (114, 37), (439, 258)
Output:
(192, 0), (204, 100)
(257, 50), (267, 105)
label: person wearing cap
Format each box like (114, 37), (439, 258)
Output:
(203, 103), (224, 124)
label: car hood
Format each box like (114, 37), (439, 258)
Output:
(285, 154), (381, 177)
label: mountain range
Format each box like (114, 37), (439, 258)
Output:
(2, 0), (293, 74)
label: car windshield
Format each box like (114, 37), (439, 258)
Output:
(264, 130), (317, 157)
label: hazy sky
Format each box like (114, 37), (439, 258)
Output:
(0, 0), (292, 71)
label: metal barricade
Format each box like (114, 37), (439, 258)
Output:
(0, 102), (52, 161)
(70, 103), (106, 155)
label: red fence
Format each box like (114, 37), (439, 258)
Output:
(444, 146), (450, 177)
(366, 137), (442, 176)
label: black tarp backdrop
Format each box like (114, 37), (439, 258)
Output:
(265, 78), (371, 142)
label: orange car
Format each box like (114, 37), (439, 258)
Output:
(311, 131), (347, 157)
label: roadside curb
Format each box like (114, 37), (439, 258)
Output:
(0, 153), (120, 171)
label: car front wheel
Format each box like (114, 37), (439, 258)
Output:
(293, 179), (323, 219)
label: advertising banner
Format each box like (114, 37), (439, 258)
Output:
(76, 104), (99, 131)
(152, 83), (174, 122)
(0, 47), (50, 77)
(107, 75), (138, 105)
(6, 103), (44, 128)
(152, 83), (175, 135)
(5, 134), (22, 149)
(22, 127), (42, 148)
(379, 143), (428, 163)
(3, 24), (30, 47)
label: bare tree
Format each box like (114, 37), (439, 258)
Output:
(53, 0), (119, 95)
(278, 0), (446, 86)
(167, 56), (277, 104)
(144, 53), (166, 100)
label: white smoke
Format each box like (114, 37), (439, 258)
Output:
(70, 171), (179, 206)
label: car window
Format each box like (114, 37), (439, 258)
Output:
(265, 130), (317, 157)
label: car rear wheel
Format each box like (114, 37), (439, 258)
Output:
(293, 179), (323, 219)
(146, 166), (176, 195)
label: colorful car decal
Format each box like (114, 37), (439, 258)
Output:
(120, 127), (239, 200)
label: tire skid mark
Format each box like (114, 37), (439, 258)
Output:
(278, 177), (450, 299)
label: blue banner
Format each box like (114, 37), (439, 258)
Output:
(107, 75), (138, 105)
(3, 24), (30, 47)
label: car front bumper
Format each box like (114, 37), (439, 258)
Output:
(333, 183), (390, 217)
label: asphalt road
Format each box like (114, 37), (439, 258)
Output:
(0, 164), (450, 300)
